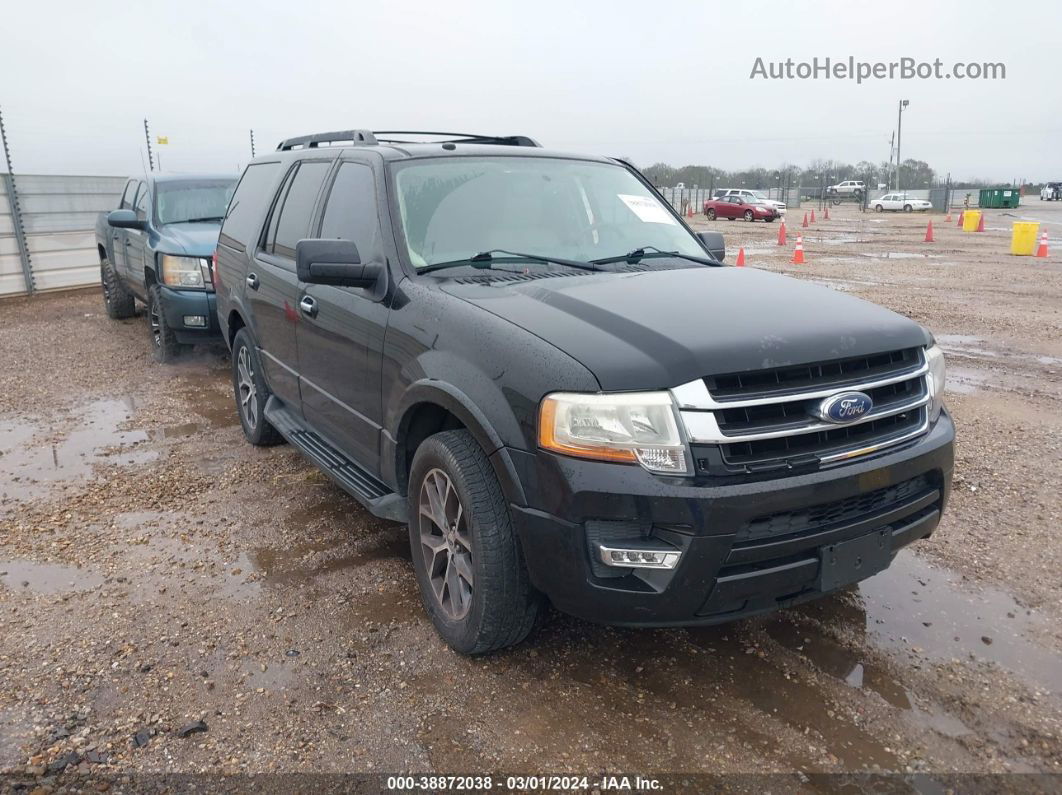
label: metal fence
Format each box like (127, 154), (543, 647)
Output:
(0, 173), (125, 297)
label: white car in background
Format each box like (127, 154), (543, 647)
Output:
(872, 193), (932, 212)
(716, 188), (787, 215)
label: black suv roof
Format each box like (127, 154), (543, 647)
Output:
(269, 129), (612, 165)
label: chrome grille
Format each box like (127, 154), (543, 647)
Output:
(674, 348), (930, 473)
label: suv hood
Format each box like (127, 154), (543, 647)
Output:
(443, 267), (930, 391)
(157, 222), (222, 257)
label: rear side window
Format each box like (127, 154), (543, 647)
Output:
(317, 163), (383, 263)
(219, 162), (282, 251)
(272, 161), (331, 259)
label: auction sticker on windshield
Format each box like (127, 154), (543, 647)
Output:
(618, 194), (677, 225)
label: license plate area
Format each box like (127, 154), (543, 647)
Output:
(819, 529), (892, 592)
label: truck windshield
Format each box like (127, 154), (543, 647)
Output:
(391, 157), (705, 269)
(156, 179), (236, 225)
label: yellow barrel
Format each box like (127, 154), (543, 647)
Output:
(963, 210), (981, 232)
(1010, 221), (1040, 256)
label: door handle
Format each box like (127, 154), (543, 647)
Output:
(246, 273), (260, 290)
(299, 295), (318, 318)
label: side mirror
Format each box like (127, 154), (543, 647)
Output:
(107, 209), (145, 230)
(296, 239), (380, 288)
(696, 231), (725, 262)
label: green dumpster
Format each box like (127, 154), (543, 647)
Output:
(979, 187), (1021, 209)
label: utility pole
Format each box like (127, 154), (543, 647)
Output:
(0, 106), (34, 294)
(144, 118), (155, 172)
(249, 129), (256, 158)
(895, 99), (909, 194)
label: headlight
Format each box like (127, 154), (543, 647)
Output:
(925, 345), (946, 422)
(538, 392), (689, 474)
(160, 254), (209, 289)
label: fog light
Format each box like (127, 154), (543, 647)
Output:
(183, 315), (207, 327)
(597, 545), (681, 570)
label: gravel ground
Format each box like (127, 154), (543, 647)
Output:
(0, 203), (1060, 791)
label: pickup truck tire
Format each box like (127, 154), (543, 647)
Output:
(101, 258), (136, 320)
(408, 429), (540, 655)
(147, 283), (187, 364)
(231, 328), (283, 446)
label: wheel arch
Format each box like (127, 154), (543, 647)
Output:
(387, 380), (527, 508)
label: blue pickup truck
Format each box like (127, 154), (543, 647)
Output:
(95, 174), (236, 362)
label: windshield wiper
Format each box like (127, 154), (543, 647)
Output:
(177, 216), (226, 224)
(419, 249), (599, 275)
(591, 246), (722, 267)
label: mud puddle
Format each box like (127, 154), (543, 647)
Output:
(0, 559), (105, 594)
(0, 399), (156, 509)
(937, 334), (1062, 369)
(807, 550), (1060, 693)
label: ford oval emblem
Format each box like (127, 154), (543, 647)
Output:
(814, 391), (874, 424)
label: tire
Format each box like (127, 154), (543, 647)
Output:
(408, 429), (541, 655)
(706, 209), (716, 220)
(743, 210), (754, 222)
(147, 283), (187, 363)
(101, 257), (136, 320)
(875, 204), (884, 212)
(765, 217), (775, 223)
(903, 204), (913, 212)
(231, 328), (283, 446)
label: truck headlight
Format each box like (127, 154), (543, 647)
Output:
(925, 345), (946, 422)
(160, 254), (209, 289)
(539, 392), (689, 474)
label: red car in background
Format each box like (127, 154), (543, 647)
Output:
(703, 195), (780, 222)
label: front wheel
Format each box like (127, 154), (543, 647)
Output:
(705, 209), (716, 220)
(875, 204), (884, 212)
(408, 429), (541, 655)
(743, 210), (754, 221)
(231, 328), (283, 446)
(147, 284), (187, 363)
(903, 204), (913, 212)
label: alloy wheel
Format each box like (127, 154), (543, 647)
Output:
(149, 301), (162, 348)
(418, 467), (473, 620)
(236, 346), (258, 429)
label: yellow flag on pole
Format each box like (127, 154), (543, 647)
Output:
(156, 136), (169, 145)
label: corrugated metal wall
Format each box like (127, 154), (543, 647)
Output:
(0, 173), (126, 297)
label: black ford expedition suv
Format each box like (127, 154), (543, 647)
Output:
(215, 130), (953, 655)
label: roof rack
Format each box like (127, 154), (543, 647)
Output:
(276, 130), (377, 151)
(275, 129), (540, 151)
(373, 131), (541, 148)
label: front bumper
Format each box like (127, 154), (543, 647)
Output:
(158, 286), (221, 344)
(508, 412), (954, 627)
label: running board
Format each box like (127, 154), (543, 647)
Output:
(263, 397), (408, 523)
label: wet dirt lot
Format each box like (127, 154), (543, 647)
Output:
(0, 203), (1060, 789)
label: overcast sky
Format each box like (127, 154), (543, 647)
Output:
(1, 0), (1057, 181)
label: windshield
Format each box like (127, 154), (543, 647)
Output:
(749, 191), (769, 199)
(391, 157), (706, 268)
(156, 179), (236, 225)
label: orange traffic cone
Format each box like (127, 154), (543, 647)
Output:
(924, 220), (934, 243)
(686, 203), (694, 219)
(810, 209), (816, 223)
(945, 210), (952, 223)
(957, 211), (964, 228)
(976, 213), (985, 232)
(735, 247), (746, 267)
(801, 212), (809, 228)
(824, 207), (830, 220)
(777, 221), (787, 246)
(791, 235), (805, 264)
(1035, 230), (1049, 258)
